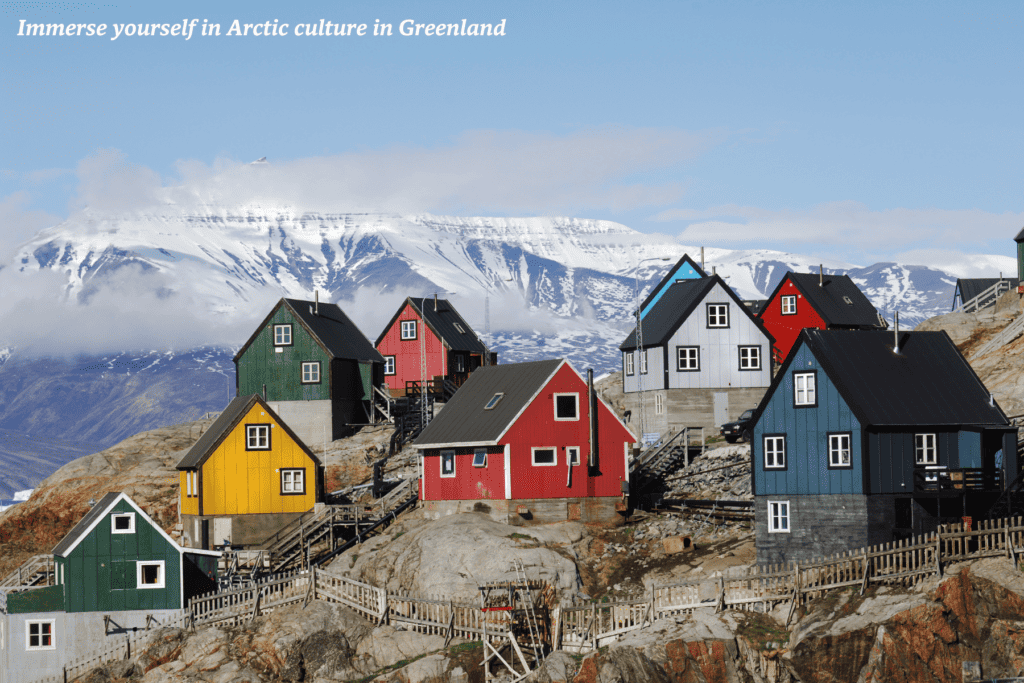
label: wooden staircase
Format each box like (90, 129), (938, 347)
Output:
(0, 554), (55, 589)
(629, 427), (707, 507)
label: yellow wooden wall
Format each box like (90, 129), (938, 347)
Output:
(180, 471), (199, 515)
(199, 403), (318, 515)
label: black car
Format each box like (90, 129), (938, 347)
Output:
(719, 409), (755, 443)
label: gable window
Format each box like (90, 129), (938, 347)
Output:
(532, 447), (557, 466)
(794, 372), (817, 406)
(915, 434), (937, 465)
(246, 424), (271, 450)
(764, 436), (786, 469)
(281, 469), (305, 494)
(567, 446), (581, 466)
(26, 620), (55, 650)
(273, 324), (292, 346)
(111, 512), (135, 534)
(828, 433), (852, 468)
(400, 320), (417, 340)
(440, 450), (456, 477)
(677, 346), (699, 371)
(472, 449), (488, 468)
(554, 393), (580, 421)
(625, 353), (635, 376)
(137, 560), (165, 589)
(301, 361), (321, 384)
(707, 303), (729, 328)
(781, 295), (797, 315)
(738, 346), (762, 370)
(383, 356), (396, 375)
(453, 322), (466, 334)
(768, 500), (790, 533)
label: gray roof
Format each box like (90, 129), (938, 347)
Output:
(780, 273), (882, 327)
(176, 394), (321, 470)
(234, 298), (383, 364)
(52, 492), (123, 557)
(414, 359), (563, 446)
(376, 297), (488, 354)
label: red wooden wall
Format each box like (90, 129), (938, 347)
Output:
(377, 302), (447, 393)
(758, 278), (827, 361)
(420, 445), (507, 501)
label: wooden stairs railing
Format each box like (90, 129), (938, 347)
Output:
(971, 309), (1024, 359)
(955, 278), (1013, 314)
(0, 554), (54, 589)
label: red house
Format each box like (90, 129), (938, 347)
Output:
(413, 358), (635, 526)
(758, 272), (885, 362)
(376, 296), (494, 396)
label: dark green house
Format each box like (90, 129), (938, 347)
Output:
(234, 297), (384, 444)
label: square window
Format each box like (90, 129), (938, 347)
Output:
(440, 450), (456, 477)
(400, 320), (417, 340)
(567, 447), (581, 466)
(137, 561), (165, 589)
(281, 469), (305, 494)
(246, 424), (271, 450)
(829, 433), (852, 468)
(273, 324), (292, 346)
(781, 295), (797, 315)
(676, 346), (699, 371)
(764, 436), (786, 469)
(794, 372), (816, 406)
(26, 620), (55, 650)
(111, 513), (135, 534)
(915, 434), (937, 465)
(625, 353), (635, 376)
(768, 500), (790, 533)
(384, 356), (396, 375)
(554, 393), (579, 421)
(739, 346), (761, 370)
(639, 349), (648, 374)
(707, 303), (729, 328)
(301, 361), (320, 384)
(484, 393), (504, 410)
(472, 449), (487, 468)
(532, 448), (557, 466)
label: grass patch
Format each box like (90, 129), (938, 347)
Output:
(736, 612), (791, 651)
(507, 532), (533, 541)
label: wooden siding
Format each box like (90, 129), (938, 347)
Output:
(758, 277), (827, 360)
(640, 261), (703, 318)
(420, 446), (506, 502)
(753, 343), (863, 496)
(200, 402), (318, 516)
(376, 302), (447, 393)
(866, 430), (959, 494)
(179, 471), (198, 516)
(958, 430), (982, 468)
(62, 498), (181, 612)
(237, 305), (333, 402)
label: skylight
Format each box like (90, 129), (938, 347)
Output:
(484, 392), (504, 410)
(454, 322), (466, 333)
(843, 296), (853, 305)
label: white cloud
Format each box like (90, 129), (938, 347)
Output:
(0, 191), (63, 262)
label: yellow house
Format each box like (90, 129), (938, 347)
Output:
(177, 394), (324, 549)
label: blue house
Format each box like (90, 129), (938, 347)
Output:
(750, 328), (1016, 565)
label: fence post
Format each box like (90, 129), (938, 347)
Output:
(935, 530), (943, 578)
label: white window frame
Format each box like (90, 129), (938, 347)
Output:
(567, 446), (581, 466)
(453, 322), (466, 334)
(625, 353), (635, 376)
(553, 393), (580, 421)
(383, 356), (396, 375)
(273, 324), (292, 346)
(440, 450), (456, 478)
(301, 361), (320, 384)
(484, 393), (504, 410)
(639, 349), (648, 374)
(400, 320), (417, 340)
(676, 346), (699, 371)
(794, 372), (816, 406)
(472, 448), (487, 468)
(111, 512), (136, 534)
(453, 354), (465, 373)
(739, 345), (762, 370)
(26, 619), (55, 650)
(531, 447), (557, 467)
(768, 500), (790, 534)
(654, 393), (665, 415)
(707, 303), (729, 328)
(915, 433), (937, 465)
(764, 436), (786, 469)
(829, 433), (852, 468)
(137, 560), (165, 590)
(246, 424), (270, 450)
(281, 469), (305, 494)
(781, 295), (797, 315)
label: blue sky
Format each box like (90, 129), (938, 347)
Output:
(3, 0), (1024, 266)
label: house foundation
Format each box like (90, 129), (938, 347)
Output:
(621, 387), (767, 435)
(420, 497), (625, 527)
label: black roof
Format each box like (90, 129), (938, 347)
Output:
(637, 254), (708, 314)
(954, 278), (1019, 306)
(414, 359), (564, 446)
(1015, 227), (1024, 242)
(753, 328), (1009, 428)
(620, 275), (773, 351)
(233, 298), (383, 364)
(52, 491), (123, 557)
(176, 394), (321, 470)
(376, 297), (488, 354)
(765, 272), (882, 328)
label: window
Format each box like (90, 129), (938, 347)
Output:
(532, 448), (557, 466)
(915, 434), (937, 465)
(246, 424), (271, 450)
(677, 346), (699, 371)
(794, 372), (816, 406)
(111, 513), (135, 534)
(781, 295), (797, 315)
(281, 468), (305, 494)
(764, 436), (786, 469)
(383, 356), (396, 375)
(453, 354), (465, 372)
(453, 322), (466, 334)
(26, 620), (55, 650)
(654, 393), (664, 415)
(828, 433), (852, 468)
(301, 361), (321, 384)
(768, 501), (790, 533)
(567, 447), (581, 466)
(842, 296), (854, 305)
(625, 353), (635, 376)
(554, 393), (579, 421)
(738, 346), (762, 370)
(707, 303), (729, 328)
(440, 450), (456, 477)
(273, 324), (292, 346)
(639, 349), (648, 374)
(137, 561), (165, 589)
(472, 449), (487, 468)
(484, 393), (504, 410)
(400, 320), (417, 340)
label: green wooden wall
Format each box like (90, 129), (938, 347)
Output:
(237, 306), (332, 401)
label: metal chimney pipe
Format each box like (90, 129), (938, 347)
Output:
(893, 311), (900, 353)
(434, 293), (438, 311)
(819, 265), (823, 287)
(587, 368), (596, 468)
(700, 247), (705, 271)
(315, 290), (319, 315)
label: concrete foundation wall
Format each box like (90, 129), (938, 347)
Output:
(621, 387), (767, 435)
(180, 512), (307, 549)
(268, 400), (335, 447)
(420, 497), (625, 527)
